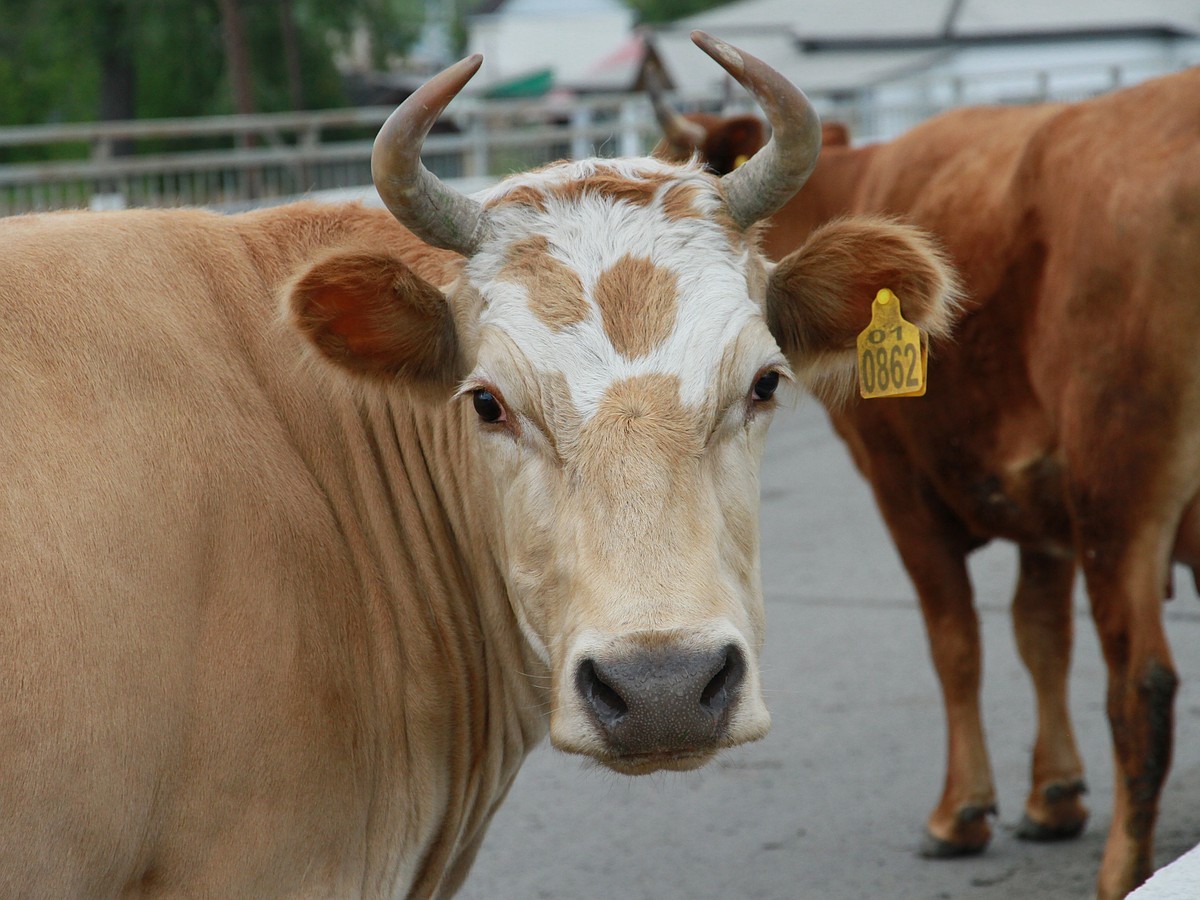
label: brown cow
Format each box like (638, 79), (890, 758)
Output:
(654, 67), (1200, 898)
(0, 34), (959, 897)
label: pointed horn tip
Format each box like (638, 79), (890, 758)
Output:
(425, 53), (484, 95)
(430, 53), (483, 92)
(690, 31), (743, 73)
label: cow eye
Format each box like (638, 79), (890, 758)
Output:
(752, 370), (780, 402)
(472, 389), (506, 423)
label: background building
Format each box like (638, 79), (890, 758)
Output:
(648, 0), (1200, 140)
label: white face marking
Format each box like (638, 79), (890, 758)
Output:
(468, 159), (770, 421)
(455, 159), (783, 765)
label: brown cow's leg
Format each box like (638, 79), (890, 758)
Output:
(906, 548), (996, 857)
(1077, 524), (1178, 900)
(837, 415), (995, 857)
(868, 487), (995, 857)
(1010, 547), (1088, 842)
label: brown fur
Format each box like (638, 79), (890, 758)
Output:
(547, 171), (667, 207)
(0, 203), (533, 898)
(593, 255), (680, 358)
(497, 234), (588, 330)
(661, 182), (703, 221)
(672, 67), (1200, 898)
(483, 183), (549, 212)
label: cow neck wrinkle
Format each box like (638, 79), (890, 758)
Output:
(226, 204), (548, 889)
(347, 390), (550, 893)
(262, 382), (545, 895)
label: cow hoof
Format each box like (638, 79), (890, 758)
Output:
(1017, 779), (1088, 842)
(919, 803), (995, 858)
(918, 829), (990, 859)
(1015, 814), (1086, 842)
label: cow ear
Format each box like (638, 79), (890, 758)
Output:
(289, 252), (459, 385)
(766, 217), (961, 395)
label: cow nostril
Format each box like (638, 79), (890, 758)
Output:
(577, 659), (628, 727)
(700, 645), (745, 715)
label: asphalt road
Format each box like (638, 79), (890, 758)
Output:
(457, 396), (1200, 900)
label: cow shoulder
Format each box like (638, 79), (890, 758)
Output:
(765, 216), (961, 393)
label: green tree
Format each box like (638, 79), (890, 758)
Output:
(0, 0), (425, 134)
(624, 0), (730, 24)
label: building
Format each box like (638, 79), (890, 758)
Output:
(467, 0), (638, 96)
(649, 0), (1200, 141)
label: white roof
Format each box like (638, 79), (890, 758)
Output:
(679, 0), (1200, 39)
(647, 0), (1200, 98)
(682, 0), (951, 41)
(954, 0), (1200, 36)
(652, 29), (946, 99)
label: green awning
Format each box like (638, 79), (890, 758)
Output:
(482, 68), (554, 99)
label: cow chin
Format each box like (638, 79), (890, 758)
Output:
(594, 749), (718, 777)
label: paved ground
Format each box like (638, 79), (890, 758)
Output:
(458, 396), (1200, 900)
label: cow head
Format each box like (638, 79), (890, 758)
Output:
(647, 64), (853, 178)
(645, 59), (767, 177)
(289, 33), (958, 776)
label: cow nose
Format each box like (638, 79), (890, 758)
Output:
(574, 644), (745, 754)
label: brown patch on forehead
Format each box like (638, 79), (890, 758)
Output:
(575, 373), (702, 478)
(547, 170), (669, 208)
(497, 234), (587, 331)
(593, 255), (679, 359)
(484, 183), (548, 212)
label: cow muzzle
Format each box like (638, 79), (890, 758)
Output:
(555, 633), (768, 774)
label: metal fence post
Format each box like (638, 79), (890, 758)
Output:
(618, 98), (642, 157)
(570, 104), (592, 160)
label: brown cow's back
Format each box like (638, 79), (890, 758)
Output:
(842, 73), (1200, 552)
(671, 65), (1200, 897)
(837, 69), (1200, 897)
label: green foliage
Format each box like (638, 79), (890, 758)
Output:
(0, 0), (423, 130)
(0, 0), (103, 126)
(624, 0), (731, 24)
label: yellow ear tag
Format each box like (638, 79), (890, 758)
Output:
(856, 288), (928, 398)
(733, 154), (749, 169)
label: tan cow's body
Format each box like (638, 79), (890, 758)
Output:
(0, 205), (534, 895)
(0, 36), (963, 896)
(655, 65), (1200, 898)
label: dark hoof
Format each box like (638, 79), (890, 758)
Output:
(918, 829), (989, 859)
(1014, 814), (1086, 842)
(1043, 778), (1087, 803)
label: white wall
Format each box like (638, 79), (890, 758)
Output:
(468, 4), (635, 87)
(834, 35), (1200, 142)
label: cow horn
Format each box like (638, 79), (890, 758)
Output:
(645, 61), (707, 151)
(691, 31), (822, 229)
(372, 54), (491, 256)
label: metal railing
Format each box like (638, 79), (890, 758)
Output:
(3, 51), (1197, 216)
(0, 95), (662, 216)
(814, 52), (1200, 144)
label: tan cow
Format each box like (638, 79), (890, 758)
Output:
(652, 66), (1200, 898)
(0, 34), (958, 897)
